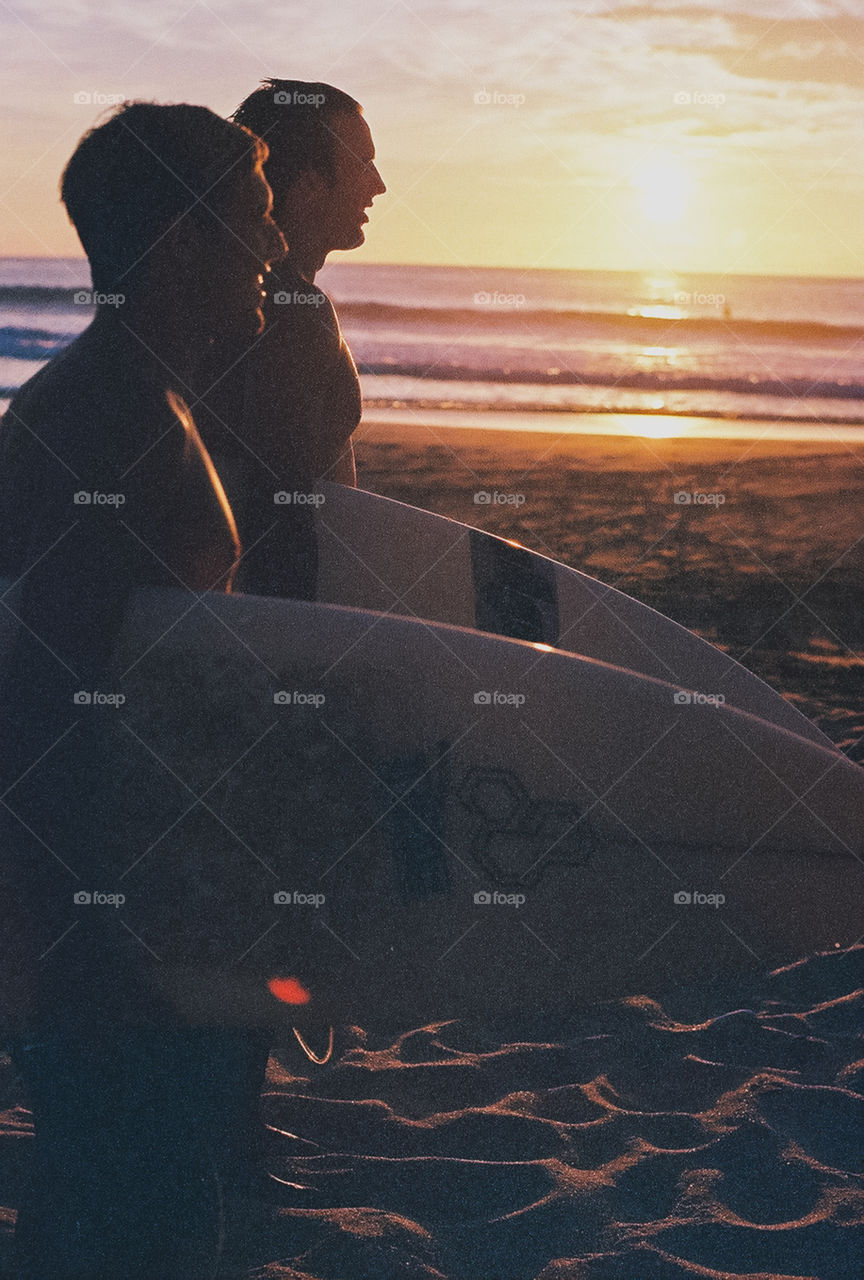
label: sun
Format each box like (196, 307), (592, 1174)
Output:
(630, 154), (692, 224)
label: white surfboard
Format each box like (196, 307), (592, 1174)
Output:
(305, 483), (832, 750)
(3, 581), (859, 1030)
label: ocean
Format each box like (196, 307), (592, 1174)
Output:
(2, 258), (864, 438)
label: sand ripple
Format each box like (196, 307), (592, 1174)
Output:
(1, 948), (861, 1276)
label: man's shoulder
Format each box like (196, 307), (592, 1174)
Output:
(265, 269), (340, 342)
(2, 342), (186, 480)
(5, 333), (139, 422)
(0, 355), (79, 487)
(4, 356), (64, 431)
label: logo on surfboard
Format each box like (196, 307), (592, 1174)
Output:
(456, 766), (590, 887)
(381, 750), (590, 898)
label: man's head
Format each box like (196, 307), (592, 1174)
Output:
(60, 101), (285, 335)
(231, 80), (385, 263)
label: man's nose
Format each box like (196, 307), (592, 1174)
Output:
(370, 165), (386, 197)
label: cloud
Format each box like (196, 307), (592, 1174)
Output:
(607, 5), (864, 88)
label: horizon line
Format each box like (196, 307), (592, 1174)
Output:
(2, 255), (863, 285)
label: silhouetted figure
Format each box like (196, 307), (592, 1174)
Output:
(0, 102), (285, 1278)
(193, 79), (386, 598)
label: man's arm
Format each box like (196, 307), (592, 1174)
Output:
(323, 437), (357, 487)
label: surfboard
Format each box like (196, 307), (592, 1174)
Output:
(3, 581), (858, 1031)
(305, 482), (832, 749)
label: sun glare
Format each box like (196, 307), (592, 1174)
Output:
(630, 156), (692, 224)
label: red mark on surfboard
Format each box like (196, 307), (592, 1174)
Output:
(268, 976), (311, 1005)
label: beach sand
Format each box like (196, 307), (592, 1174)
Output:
(0, 417), (862, 1279)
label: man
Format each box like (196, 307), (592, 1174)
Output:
(0, 102), (284, 1277)
(193, 78), (386, 598)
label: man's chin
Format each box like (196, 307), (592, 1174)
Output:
(335, 228), (366, 251)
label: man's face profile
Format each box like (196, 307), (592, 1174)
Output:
(203, 164), (286, 337)
(320, 111), (386, 252)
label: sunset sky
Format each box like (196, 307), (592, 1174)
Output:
(1, 0), (862, 277)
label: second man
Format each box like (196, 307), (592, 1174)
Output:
(194, 78), (386, 597)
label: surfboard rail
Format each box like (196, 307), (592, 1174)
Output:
(312, 482), (834, 751)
